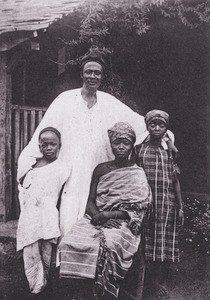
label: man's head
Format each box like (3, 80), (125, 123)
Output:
(38, 127), (61, 161)
(80, 47), (105, 91)
(108, 122), (136, 159)
(145, 109), (169, 139)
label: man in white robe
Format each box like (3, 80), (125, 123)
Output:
(17, 47), (175, 237)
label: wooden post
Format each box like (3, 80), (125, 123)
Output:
(0, 52), (12, 221)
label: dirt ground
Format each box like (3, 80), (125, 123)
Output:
(0, 236), (210, 300)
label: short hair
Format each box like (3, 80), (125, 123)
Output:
(39, 127), (61, 140)
(80, 46), (106, 71)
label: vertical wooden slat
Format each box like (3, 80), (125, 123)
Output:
(14, 109), (20, 163)
(38, 110), (43, 124)
(23, 110), (28, 147)
(20, 110), (24, 154)
(5, 72), (12, 220)
(30, 110), (36, 138)
(0, 52), (12, 221)
(14, 109), (21, 218)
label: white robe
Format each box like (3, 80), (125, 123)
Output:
(17, 88), (171, 236)
(17, 159), (69, 251)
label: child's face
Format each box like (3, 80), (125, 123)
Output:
(39, 131), (61, 161)
(147, 119), (167, 139)
(111, 138), (133, 159)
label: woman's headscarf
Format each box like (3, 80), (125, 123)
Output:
(108, 122), (136, 144)
(145, 109), (169, 127)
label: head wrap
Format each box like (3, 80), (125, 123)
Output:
(39, 127), (61, 140)
(80, 46), (106, 70)
(145, 109), (169, 127)
(108, 122), (136, 144)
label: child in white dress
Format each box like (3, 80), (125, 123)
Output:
(16, 127), (69, 296)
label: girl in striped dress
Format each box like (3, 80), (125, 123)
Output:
(134, 110), (184, 299)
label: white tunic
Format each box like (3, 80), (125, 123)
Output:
(17, 159), (69, 251)
(17, 89), (147, 236)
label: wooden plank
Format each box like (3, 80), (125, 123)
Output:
(5, 70), (12, 220)
(38, 110), (43, 124)
(14, 109), (20, 170)
(14, 109), (21, 218)
(0, 52), (13, 221)
(12, 104), (47, 112)
(23, 110), (28, 147)
(30, 110), (36, 138)
(20, 111), (24, 154)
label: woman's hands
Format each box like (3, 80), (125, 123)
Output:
(91, 211), (122, 228)
(91, 211), (110, 225)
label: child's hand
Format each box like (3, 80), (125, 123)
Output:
(178, 209), (184, 226)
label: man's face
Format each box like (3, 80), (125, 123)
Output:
(81, 61), (103, 91)
(39, 131), (60, 161)
(147, 119), (167, 139)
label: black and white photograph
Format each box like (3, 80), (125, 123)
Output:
(0, 1), (209, 299)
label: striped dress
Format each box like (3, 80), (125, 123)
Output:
(59, 165), (152, 298)
(135, 142), (180, 262)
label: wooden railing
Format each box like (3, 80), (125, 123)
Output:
(11, 105), (47, 218)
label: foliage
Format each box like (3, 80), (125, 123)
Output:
(180, 195), (210, 255)
(63, 0), (210, 48)
(53, 0), (210, 99)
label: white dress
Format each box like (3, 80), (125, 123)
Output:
(17, 88), (171, 237)
(17, 159), (69, 251)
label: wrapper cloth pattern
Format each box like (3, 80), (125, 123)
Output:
(59, 165), (151, 298)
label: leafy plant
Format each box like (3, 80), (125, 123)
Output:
(180, 195), (210, 255)
(51, 0), (210, 101)
(60, 0), (210, 48)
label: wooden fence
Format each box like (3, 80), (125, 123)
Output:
(11, 105), (47, 218)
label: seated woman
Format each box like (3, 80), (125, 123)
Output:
(59, 122), (152, 299)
